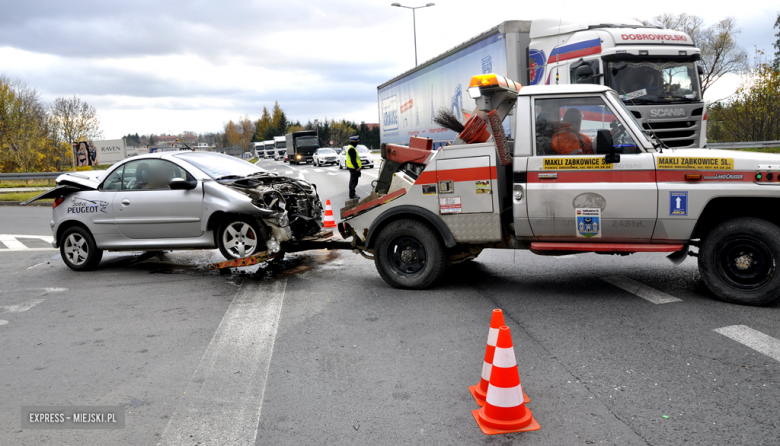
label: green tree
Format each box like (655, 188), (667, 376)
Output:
(707, 55), (780, 142)
(329, 120), (356, 147)
(263, 125), (279, 140)
(253, 107), (272, 142)
(270, 102), (288, 135)
(773, 13), (780, 70)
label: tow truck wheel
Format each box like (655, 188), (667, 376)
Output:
(374, 219), (447, 290)
(60, 226), (103, 271)
(698, 217), (780, 306)
(217, 217), (263, 260)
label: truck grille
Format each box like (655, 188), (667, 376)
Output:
(642, 121), (698, 148)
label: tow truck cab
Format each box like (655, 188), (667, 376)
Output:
(341, 74), (780, 306)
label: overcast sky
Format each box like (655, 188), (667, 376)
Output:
(1, 0), (777, 138)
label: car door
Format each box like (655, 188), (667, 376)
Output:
(525, 95), (657, 241)
(112, 159), (204, 239)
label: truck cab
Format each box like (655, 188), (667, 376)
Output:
(342, 74), (780, 307)
(529, 19), (705, 148)
(273, 136), (287, 160)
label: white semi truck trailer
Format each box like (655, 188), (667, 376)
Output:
(378, 19), (706, 150)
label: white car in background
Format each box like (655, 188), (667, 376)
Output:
(312, 148), (338, 166)
(338, 145), (374, 169)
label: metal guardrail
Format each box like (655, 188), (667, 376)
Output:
(706, 141), (780, 150)
(0, 172), (64, 180)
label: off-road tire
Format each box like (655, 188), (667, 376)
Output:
(217, 217), (264, 260)
(60, 226), (103, 271)
(374, 219), (447, 289)
(699, 217), (780, 306)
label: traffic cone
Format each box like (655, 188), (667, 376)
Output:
(323, 199), (337, 228)
(472, 326), (540, 435)
(470, 310), (529, 407)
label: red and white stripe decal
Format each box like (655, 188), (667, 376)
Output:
(528, 170), (655, 183)
(416, 166), (497, 184)
(656, 170), (756, 182)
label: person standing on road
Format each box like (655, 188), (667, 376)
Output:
(346, 136), (362, 199)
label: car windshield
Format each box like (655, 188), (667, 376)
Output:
(319, 149), (336, 155)
(606, 59), (702, 103)
(357, 145), (369, 154)
(174, 152), (262, 179)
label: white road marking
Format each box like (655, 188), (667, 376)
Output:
(0, 320), (7, 326)
(328, 172), (338, 176)
(601, 275), (682, 304)
(0, 299), (45, 313)
(0, 248), (56, 252)
(298, 172), (305, 180)
(0, 287), (66, 294)
(313, 168), (324, 172)
(715, 325), (780, 362)
(285, 170), (293, 174)
(27, 262), (48, 269)
(158, 280), (287, 446)
(0, 234), (55, 250)
(553, 254), (577, 259)
(0, 235), (26, 250)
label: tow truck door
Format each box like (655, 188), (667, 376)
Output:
(436, 156), (494, 214)
(525, 95), (657, 241)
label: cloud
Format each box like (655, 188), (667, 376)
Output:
(3, 0), (779, 138)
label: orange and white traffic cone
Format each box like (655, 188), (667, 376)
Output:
(323, 199), (336, 228)
(472, 326), (540, 435)
(470, 310), (529, 407)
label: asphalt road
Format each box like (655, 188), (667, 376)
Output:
(0, 158), (778, 445)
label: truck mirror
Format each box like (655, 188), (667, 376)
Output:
(576, 64), (594, 83)
(697, 65), (704, 76)
(596, 129), (620, 164)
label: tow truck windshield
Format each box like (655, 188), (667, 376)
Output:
(606, 59), (702, 104)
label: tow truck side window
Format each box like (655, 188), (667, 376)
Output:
(533, 96), (639, 156)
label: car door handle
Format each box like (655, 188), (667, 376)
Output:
(121, 199), (130, 206)
(538, 173), (558, 180)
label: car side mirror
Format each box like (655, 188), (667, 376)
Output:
(169, 177), (197, 190)
(597, 129), (620, 164)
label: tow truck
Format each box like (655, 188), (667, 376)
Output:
(338, 73), (780, 307)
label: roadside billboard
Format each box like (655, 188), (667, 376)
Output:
(378, 32), (509, 149)
(72, 139), (127, 166)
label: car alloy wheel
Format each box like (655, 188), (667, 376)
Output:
(64, 233), (89, 266)
(221, 221), (259, 258)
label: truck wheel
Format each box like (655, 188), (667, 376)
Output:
(217, 217), (263, 260)
(374, 219), (447, 289)
(698, 217), (780, 306)
(60, 226), (103, 271)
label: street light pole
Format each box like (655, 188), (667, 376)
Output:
(391, 3), (435, 67)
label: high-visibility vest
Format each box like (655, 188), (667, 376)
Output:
(345, 144), (362, 169)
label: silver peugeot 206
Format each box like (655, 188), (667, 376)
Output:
(24, 151), (324, 270)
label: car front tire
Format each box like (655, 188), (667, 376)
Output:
(60, 226), (103, 271)
(217, 217), (264, 260)
(699, 217), (780, 306)
(374, 219), (447, 290)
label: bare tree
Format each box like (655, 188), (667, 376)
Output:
(638, 14), (748, 95)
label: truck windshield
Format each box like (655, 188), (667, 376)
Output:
(275, 142), (286, 148)
(606, 59), (702, 103)
(296, 136), (318, 148)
